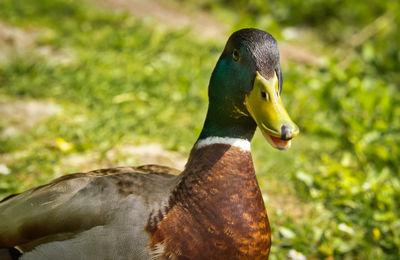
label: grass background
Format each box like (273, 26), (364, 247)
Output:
(0, 0), (399, 259)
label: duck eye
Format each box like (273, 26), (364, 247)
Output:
(232, 49), (240, 61)
(260, 91), (269, 100)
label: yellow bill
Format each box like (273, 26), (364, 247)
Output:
(245, 71), (299, 150)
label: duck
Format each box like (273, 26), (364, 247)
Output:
(0, 28), (299, 260)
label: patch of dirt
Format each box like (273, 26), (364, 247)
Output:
(95, 0), (228, 40)
(57, 152), (106, 173)
(0, 21), (74, 65)
(279, 42), (325, 67)
(55, 143), (185, 177)
(106, 143), (186, 170)
(0, 98), (62, 137)
(0, 21), (37, 60)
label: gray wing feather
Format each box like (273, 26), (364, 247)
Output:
(0, 165), (179, 250)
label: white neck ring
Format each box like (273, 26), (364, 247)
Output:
(195, 137), (251, 151)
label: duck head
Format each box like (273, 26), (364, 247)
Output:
(199, 28), (299, 150)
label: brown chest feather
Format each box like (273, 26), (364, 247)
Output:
(146, 144), (271, 259)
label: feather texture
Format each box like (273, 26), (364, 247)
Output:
(0, 165), (179, 259)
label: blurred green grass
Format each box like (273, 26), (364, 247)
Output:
(0, 0), (399, 259)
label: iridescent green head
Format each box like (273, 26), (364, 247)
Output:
(199, 28), (299, 150)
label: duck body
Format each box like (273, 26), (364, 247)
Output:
(1, 141), (269, 260)
(0, 28), (299, 259)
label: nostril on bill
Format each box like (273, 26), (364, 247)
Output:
(281, 125), (292, 141)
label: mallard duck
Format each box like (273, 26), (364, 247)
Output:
(0, 28), (299, 260)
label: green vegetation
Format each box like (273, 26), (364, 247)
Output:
(0, 0), (399, 259)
